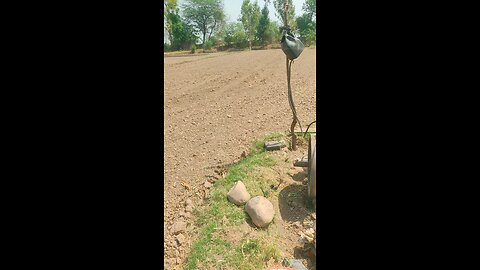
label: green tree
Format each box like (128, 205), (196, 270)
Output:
(182, 0), (225, 48)
(296, 13), (315, 46)
(273, 0), (296, 30)
(164, 0), (178, 45)
(255, 1), (271, 46)
(267, 20), (280, 44)
(170, 12), (197, 50)
(296, 0), (316, 46)
(223, 22), (239, 47)
(240, 0), (261, 50)
(303, 0), (316, 21)
(222, 22), (249, 49)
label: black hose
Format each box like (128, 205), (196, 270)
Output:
(304, 120), (316, 138)
(287, 59), (303, 133)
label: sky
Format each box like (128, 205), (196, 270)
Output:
(166, 0), (307, 42)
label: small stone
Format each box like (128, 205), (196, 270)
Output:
(172, 221), (186, 235)
(227, 114), (232, 118)
(207, 177), (216, 183)
(303, 220), (313, 226)
(176, 234), (186, 246)
(204, 181), (213, 188)
(265, 140), (287, 151)
(305, 228), (315, 238)
(227, 181), (251, 206)
(245, 196), (275, 227)
(248, 120), (252, 123)
(302, 232), (314, 243)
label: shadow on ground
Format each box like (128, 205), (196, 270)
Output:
(278, 184), (314, 223)
(291, 170), (308, 182)
(293, 244), (316, 269)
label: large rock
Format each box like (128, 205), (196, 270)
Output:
(227, 181), (251, 206)
(245, 196), (274, 227)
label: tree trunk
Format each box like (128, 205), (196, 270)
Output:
(208, 19), (217, 41)
(202, 18), (207, 48)
(168, 30), (173, 46)
(202, 30), (206, 48)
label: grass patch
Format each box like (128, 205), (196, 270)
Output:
(226, 238), (282, 269)
(185, 133), (286, 270)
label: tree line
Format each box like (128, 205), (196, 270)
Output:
(164, 0), (316, 52)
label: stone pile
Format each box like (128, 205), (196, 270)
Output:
(227, 181), (275, 228)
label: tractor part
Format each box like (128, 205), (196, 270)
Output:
(280, 1), (302, 150)
(293, 156), (309, 167)
(307, 134), (316, 201)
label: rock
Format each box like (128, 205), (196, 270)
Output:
(303, 220), (313, 226)
(301, 232), (314, 243)
(204, 181), (213, 188)
(245, 196), (274, 227)
(176, 233), (186, 246)
(172, 221), (186, 235)
(206, 177), (216, 183)
(288, 259), (308, 270)
(227, 181), (251, 206)
(265, 140), (287, 151)
(305, 228), (315, 238)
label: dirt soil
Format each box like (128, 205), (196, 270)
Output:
(164, 48), (316, 268)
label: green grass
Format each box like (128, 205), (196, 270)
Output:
(185, 133), (286, 270)
(225, 238), (282, 270)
